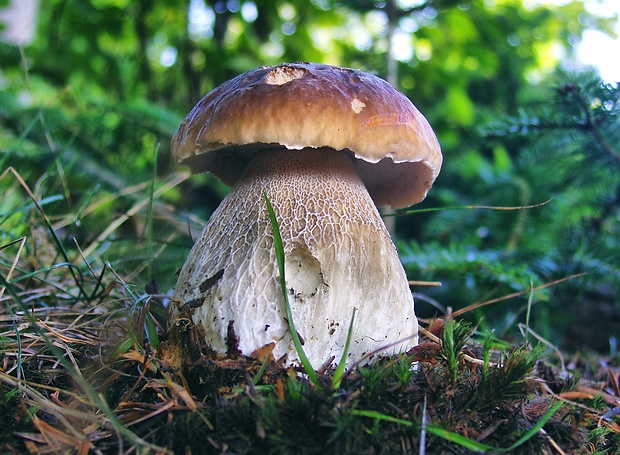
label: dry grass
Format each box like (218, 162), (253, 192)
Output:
(1, 167), (619, 454)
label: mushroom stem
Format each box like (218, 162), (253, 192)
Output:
(172, 147), (417, 366)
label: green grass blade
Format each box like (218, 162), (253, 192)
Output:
(252, 356), (270, 386)
(524, 280), (534, 346)
(352, 400), (563, 453)
(351, 409), (414, 427)
(0, 194), (63, 219)
(499, 401), (563, 451)
(263, 193), (320, 388)
(5, 169), (86, 300)
(1, 286), (23, 380)
(426, 400), (564, 453)
(331, 308), (356, 389)
(145, 309), (160, 348)
(425, 426), (488, 452)
(146, 144), (160, 283)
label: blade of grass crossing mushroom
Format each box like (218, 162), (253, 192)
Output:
(264, 193), (320, 388)
(331, 308), (356, 389)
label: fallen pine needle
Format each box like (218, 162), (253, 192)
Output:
(451, 273), (587, 318)
(408, 280), (442, 287)
(418, 325), (494, 367)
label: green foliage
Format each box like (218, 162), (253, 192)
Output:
(0, 385), (33, 447)
(439, 319), (472, 387)
(3, 1), (615, 324)
(588, 420), (620, 455)
(476, 344), (544, 408)
(1, 1), (619, 450)
(404, 73), (620, 350)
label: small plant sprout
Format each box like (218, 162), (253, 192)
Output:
(169, 62), (442, 366)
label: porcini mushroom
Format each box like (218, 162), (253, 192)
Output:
(170, 62), (441, 366)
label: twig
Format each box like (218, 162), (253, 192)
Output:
(518, 323), (566, 371)
(418, 325), (494, 367)
(408, 280), (442, 287)
(450, 273), (587, 318)
(390, 198), (553, 217)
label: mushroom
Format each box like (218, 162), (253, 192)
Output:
(170, 62), (441, 367)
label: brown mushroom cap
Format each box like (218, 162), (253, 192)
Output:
(172, 62), (442, 209)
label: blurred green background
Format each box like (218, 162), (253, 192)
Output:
(1, 0), (618, 354)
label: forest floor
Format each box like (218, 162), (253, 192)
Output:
(0, 170), (618, 454)
(1, 256), (619, 454)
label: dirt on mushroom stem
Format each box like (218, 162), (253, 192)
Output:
(169, 147), (418, 368)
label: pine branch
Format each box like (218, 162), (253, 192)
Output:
(563, 83), (620, 168)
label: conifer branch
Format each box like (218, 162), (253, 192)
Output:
(567, 83), (620, 168)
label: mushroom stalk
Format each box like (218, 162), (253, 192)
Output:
(172, 147), (417, 366)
